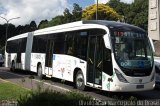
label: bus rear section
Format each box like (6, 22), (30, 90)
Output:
(5, 33), (33, 71)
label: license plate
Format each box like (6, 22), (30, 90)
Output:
(136, 85), (144, 89)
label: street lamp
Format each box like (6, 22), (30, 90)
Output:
(0, 16), (20, 42)
(96, 0), (98, 20)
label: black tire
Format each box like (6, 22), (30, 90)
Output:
(37, 64), (43, 80)
(10, 61), (15, 71)
(75, 70), (85, 90)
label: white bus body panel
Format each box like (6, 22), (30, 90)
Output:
(21, 53), (25, 70)
(52, 54), (87, 83)
(30, 53), (45, 73)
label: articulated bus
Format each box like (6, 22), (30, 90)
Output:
(5, 20), (155, 92)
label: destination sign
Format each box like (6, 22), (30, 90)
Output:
(113, 31), (145, 39)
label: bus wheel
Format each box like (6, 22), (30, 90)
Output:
(10, 61), (15, 71)
(75, 70), (85, 90)
(37, 64), (43, 80)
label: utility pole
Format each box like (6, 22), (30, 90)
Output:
(96, 0), (98, 20)
(0, 16), (20, 43)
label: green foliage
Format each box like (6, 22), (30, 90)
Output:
(108, 0), (130, 15)
(17, 89), (92, 106)
(72, 3), (82, 21)
(38, 20), (49, 29)
(17, 80), (92, 106)
(48, 15), (65, 27)
(128, 96), (138, 101)
(30, 21), (37, 31)
(108, 0), (130, 22)
(128, 0), (148, 30)
(82, 4), (121, 21)
(63, 8), (73, 23)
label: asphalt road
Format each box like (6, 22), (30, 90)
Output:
(0, 67), (160, 101)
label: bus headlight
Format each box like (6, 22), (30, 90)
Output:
(115, 68), (128, 83)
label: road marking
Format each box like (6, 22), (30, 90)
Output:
(0, 70), (70, 92)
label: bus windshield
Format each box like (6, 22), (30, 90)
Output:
(111, 31), (153, 70)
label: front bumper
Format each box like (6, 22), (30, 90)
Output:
(110, 81), (155, 92)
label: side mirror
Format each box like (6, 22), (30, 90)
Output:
(149, 37), (155, 53)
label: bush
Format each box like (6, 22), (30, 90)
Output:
(17, 88), (92, 106)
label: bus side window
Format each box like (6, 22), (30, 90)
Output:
(21, 38), (27, 53)
(32, 35), (48, 53)
(74, 31), (88, 60)
(54, 34), (65, 54)
(66, 32), (74, 55)
(103, 48), (113, 76)
(66, 30), (88, 60)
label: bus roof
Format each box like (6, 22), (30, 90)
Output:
(34, 20), (145, 35)
(8, 20), (146, 41)
(82, 20), (145, 32)
(7, 32), (28, 41)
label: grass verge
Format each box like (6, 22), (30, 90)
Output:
(0, 81), (30, 100)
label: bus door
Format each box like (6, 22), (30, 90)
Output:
(87, 36), (103, 88)
(45, 39), (54, 76)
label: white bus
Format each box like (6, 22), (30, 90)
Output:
(5, 20), (155, 92)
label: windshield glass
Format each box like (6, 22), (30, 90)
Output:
(111, 31), (153, 70)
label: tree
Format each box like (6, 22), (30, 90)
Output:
(21, 24), (31, 33)
(108, 0), (130, 22)
(38, 20), (49, 29)
(48, 15), (65, 27)
(82, 4), (121, 21)
(108, 0), (148, 30)
(72, 3), (82, 21)
(15, 25), (24, 34)
(30, 21), (37, 31)
(127, 0), (148, 30)
(63, 8), (73, 23)
(0, 25), (6, 47)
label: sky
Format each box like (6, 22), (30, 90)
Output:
(0, 0), (134, 26)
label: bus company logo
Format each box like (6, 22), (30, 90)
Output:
(139, 79), (142, 83)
